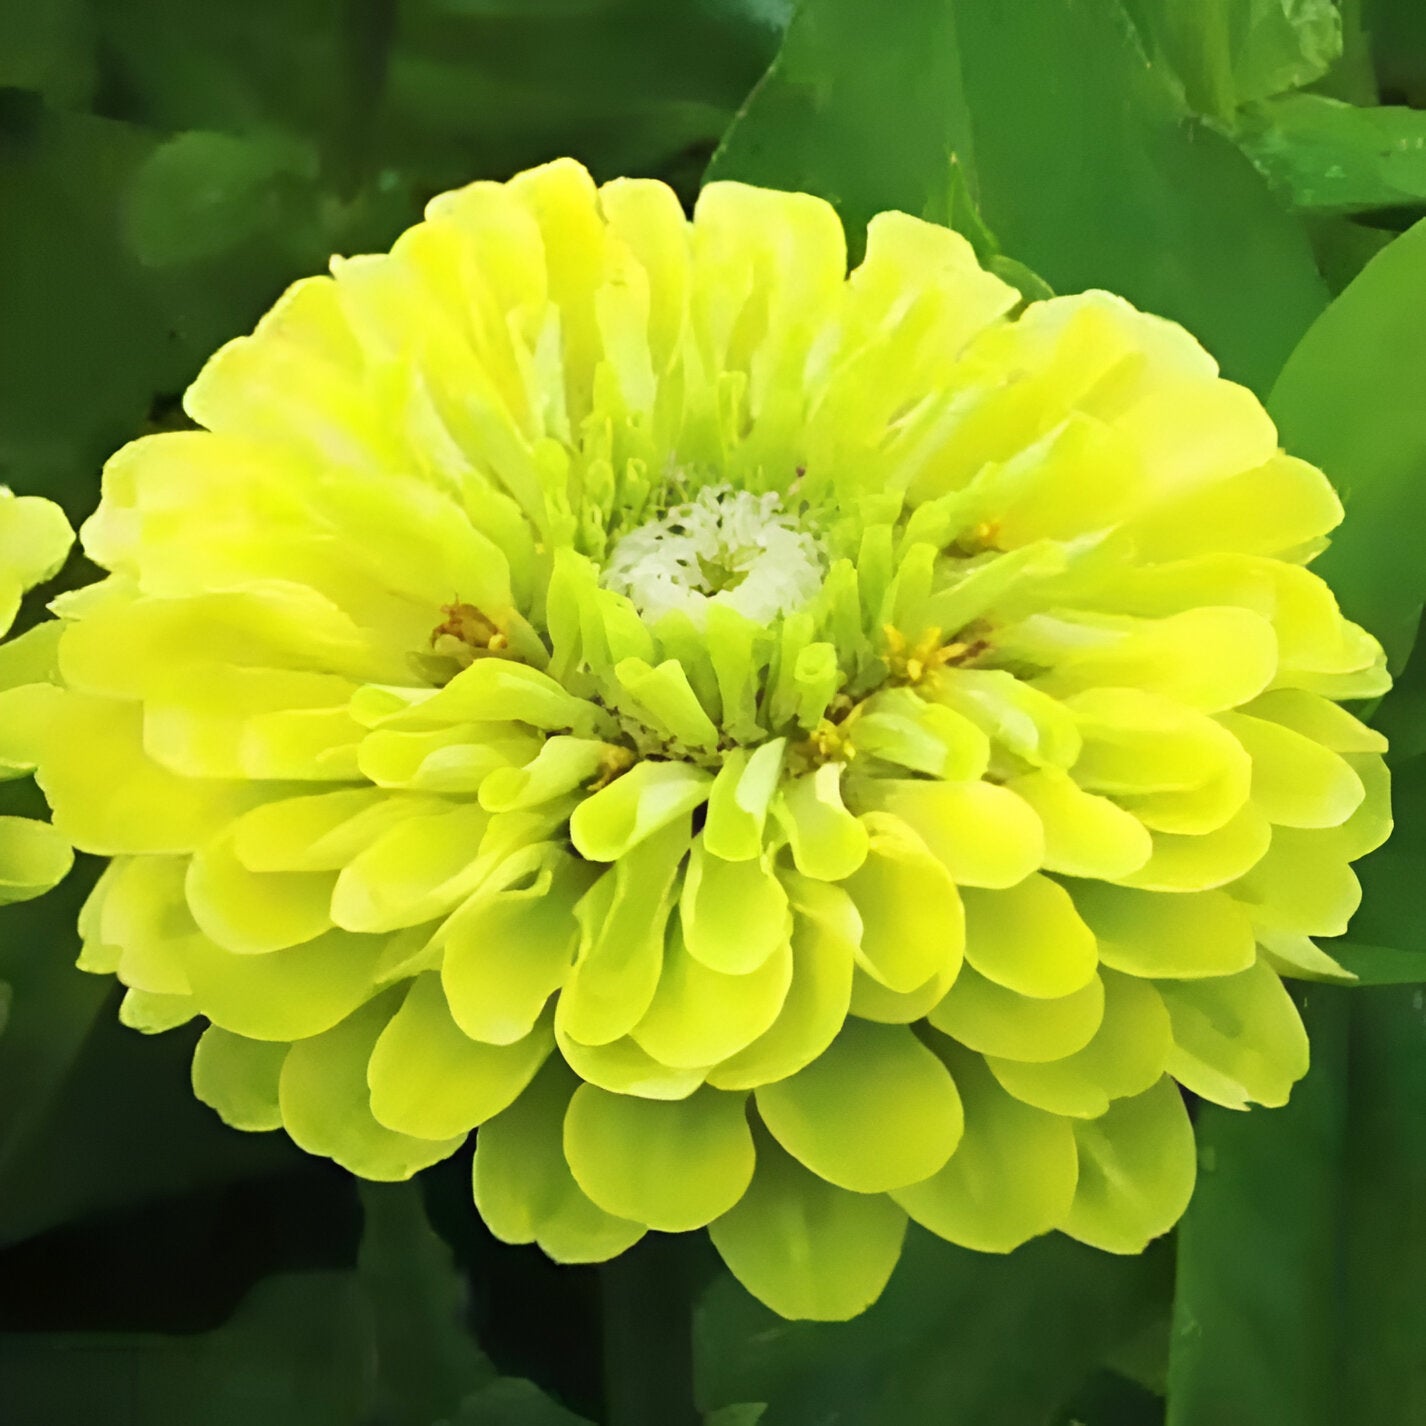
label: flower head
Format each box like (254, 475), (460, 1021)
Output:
(17, 159), (1389, 1318)
(0, 490), (74, 906)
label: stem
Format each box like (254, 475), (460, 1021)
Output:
(600, 1234), (701, 1426)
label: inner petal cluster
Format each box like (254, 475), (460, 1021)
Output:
(602, 485), (827, 631)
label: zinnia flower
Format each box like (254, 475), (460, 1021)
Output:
(0, 489), (74, 906)
(9, 159), (1390, 1319)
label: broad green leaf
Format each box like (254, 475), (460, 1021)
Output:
(1339, 985), (1426, 1423)
(707, 0), (976, 255)
(1121, 0), (1341, 120)
(453, 1378), (595, 1425)
(1269, 216), (1426, 667)
(1167, 989), (1350, 1426)
(696, 1230), (1169, 1426)
(1170, 985), (1426, 1424)
(123, 130), (315, 268)
(0, 862), (294, 1245)
(952, 0), (1328, 395)
(0, 1273), (371, 1426)
(712, 0), (1327, 395)
(0, 0), (95, 106)
(356, 1181), (495, 1425)
(1236, 95), (1426, 212)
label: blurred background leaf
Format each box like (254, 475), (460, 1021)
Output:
(711, 0), (1328, 395)
(695, 1230), (1171, 1425)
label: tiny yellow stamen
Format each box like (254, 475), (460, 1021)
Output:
(589, 745), (637, 790)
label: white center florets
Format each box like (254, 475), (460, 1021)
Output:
(602, 485), (826, 629)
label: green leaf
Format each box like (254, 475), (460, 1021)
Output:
(0, 865), (296, 1246)
(1236, 95), (1426, 213)
(356, 1181), (495, 1425)
(0, 1272), (372, 1426)
(712, 0), (1327, 395)
(123, 129), (315, 268)
(1168, 985), (1426, 1424)
(0, 100), (191, 517)
(1338, 985), (1426, 1422)
(1121, 0), (1341, 120)
(453, 1378), (596, 1425)
(1269, 217), (1426, 667)
(0, 0), (95, 107)
(1167, 989), (1350, 1426)
(696, 1229), (1169, 1426)
(708, 0), (975, 256)
(1337, 753), (1426, 967)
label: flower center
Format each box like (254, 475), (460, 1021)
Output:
(601, 485), (826, 629)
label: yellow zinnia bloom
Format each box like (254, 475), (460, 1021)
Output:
(10, 159), (1390, 1319)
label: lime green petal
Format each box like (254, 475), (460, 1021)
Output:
(354, 659), (602, 735)
(330, 803), (490, 933)
(441, 847), (585, 1045)
(119, 988), (196, 1033)
(1230, 828), (1362, 937)
(679, 840), (791, 975)
(1117, 805), (1272, 892)
(843, 813), (963, 994)
(756, 1020), (962, 1193)
(929, 965), (1104, 1063)
(1129, 454), (1342, 561)
(38, 694), (255, 855)
(859, 780), (1044, 889)
(893, 1048), (1077, 1253)
(1220, 711), (1365, 829)
(849, 692), (990, 781)
(773, 765), (869, 882)
(703, 740), (786, 862)
(0, 491), (73, 596)
(186, 836), (335, 954)
(564, 1084), (755, 1232)
(633, 922), (792, 1071)
(961, 874), (1097, 999)
(367, 973), (552, 1138)
(1006, 769), (1151, 880)
(569, 760), (711, 862)
(1071, 883), (1256, 979)
(279, 994), (465, 1179)
(88, 855), (196, 996)
(1158, 958), (1308, 1109)
(848, 957), (961, 1025)
(1257, 929), (1354, 983)
(557, 1026), (708, 1100)
(192, 1025), (289, 1131)
(557, 819), (688, 1045)
(1242, 688), (1386, 755)
(358, 723), (533, 794)
(0, 816), (73, 903)
(181, 927), (388, 1041)
(934, 669), (1082, 771)
(478, 736), (614, 811)
(1037, 606), (1277, 713)
(614, 657), (720, 750)
(473, 1058), (646, 1264)
(708, 884), (855, 1091)
(139, 664), (358, 780)
(1061, 1076), (1196, 1253)
(1068, 686), (1247, 797)
(710, 1130), (907, 1322)
(987, 970), (1170, 1118)
(230, 789), (447, 872)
